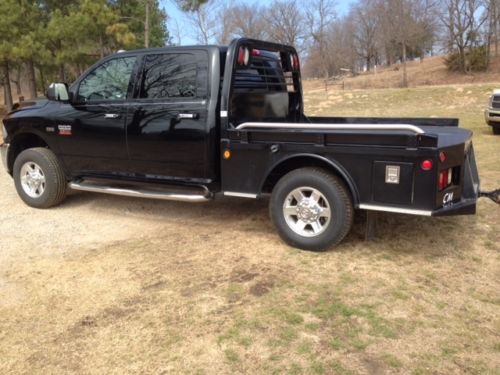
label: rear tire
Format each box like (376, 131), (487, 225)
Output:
(493, 126), (500, 135)
(270, 167), (353, 251)
(13, 147), (67, 208)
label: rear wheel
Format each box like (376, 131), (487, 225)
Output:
(13, 147), (67, 208)
(493, 126), (500, 135)
(270, 168), (353, 251)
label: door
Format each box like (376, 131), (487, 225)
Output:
(126, 51), (210, 180)
(57, 56), (137, 175)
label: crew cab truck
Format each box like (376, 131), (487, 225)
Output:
(0, 39), (481, 251)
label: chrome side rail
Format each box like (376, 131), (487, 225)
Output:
(69, 181), (212, 203)
(235, 122), (425, 134)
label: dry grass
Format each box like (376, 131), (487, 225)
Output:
(304, 53), (500, 91)
(0, 84), (499, 374)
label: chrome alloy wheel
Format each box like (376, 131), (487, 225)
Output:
(283, 186), (331, 237)
(20, 162), (46, 198)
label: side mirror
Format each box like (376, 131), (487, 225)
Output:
(46, 83), (70, 102)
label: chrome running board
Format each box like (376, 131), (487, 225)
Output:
(69, 180), (212, 203)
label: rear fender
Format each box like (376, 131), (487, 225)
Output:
(260, 153), (360, 205)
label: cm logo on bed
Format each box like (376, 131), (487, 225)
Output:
(443, 192), (454, 206)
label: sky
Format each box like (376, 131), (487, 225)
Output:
(160, 0), (355, 45)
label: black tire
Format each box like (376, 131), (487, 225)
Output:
(270, 167), (353, 251)
(13, 147), (67, 208)
(493, 126), (500, 135)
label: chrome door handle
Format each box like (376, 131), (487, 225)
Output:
(104, 113), (120, 119)
(176, 113), (199, 120)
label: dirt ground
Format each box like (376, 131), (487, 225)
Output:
(0, 85), (499, 374)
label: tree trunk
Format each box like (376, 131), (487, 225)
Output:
(59, 64), (65, 82)
(324, 68), (328, 92)
(458, 46), (466, 73)
(144, 0), (150, 48)
(402, 43), (408, 88)
(27, 59), (37, 99)
(2, 61), (13, 112)
(99, 34), (105, 59)
(494, 0), (498, 57)
(13, 68), (22, 96)
(39, 65), (46, 93)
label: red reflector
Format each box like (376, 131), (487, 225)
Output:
(421, 159), (433, 171)
(439, 151), (446, 162)
(293, 54), (300, 70)
(252, 49), (261, 56)
(237, 47), (245, 65)
(438, 169), (449, 190)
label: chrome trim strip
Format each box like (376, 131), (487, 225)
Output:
(236, 122), (425, 134)
(224, 191), (258, 199)
(69, 181), (211, 203)
(359, 204), (432, 216)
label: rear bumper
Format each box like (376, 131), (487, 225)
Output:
(433, 142), (479, 216)
(0, 143), (10, 174)
(360, 143), (480, 217)
(431, 196), (477, 216)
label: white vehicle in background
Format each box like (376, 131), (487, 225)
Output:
(485, 89), (500, 135)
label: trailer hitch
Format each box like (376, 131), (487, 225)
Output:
(479, 188), (500, 204)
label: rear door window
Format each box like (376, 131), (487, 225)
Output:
(138, 53), (198, 99)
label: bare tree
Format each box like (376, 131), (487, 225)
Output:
(375, 0), (437, 86)
(351, 0), (379, 72)
(325, 16), (359, 75)
(263, 0), (306, 51)
(486, 0), (500, 57)
(184, 0), (219, 44)
(221, 3), (269, 40)
(439, 0), (489, 72)
(306, 0), (337, 89)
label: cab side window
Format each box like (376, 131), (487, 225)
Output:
(77, 57), (136, 101)
(139, 53), (197, 99)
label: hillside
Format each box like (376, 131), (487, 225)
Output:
(304, 53), (500, 91)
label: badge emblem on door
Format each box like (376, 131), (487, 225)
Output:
(58, 125), (72, 136)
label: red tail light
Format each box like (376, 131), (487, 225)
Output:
(421, 159), (433, 171)
(438, 168), (453, 190)
(439, 151), (446, 162)
(293, 54), (300, 70)
(237, 47), (250, 66)
(252, 49), (261, 56)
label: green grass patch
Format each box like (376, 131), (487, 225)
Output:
(310, 361), (325, 374)
(329, 336), (343, 350)
(312, 298), (362, 319)
(224, 348), (239, 363)
(297, 340), (313, 355)
(329, 360), (354, 374)
(277, 326), (298, 345)
(381, 353), (404, 368)
(289, 363), (303, 375)
(269, 308), (305, 325)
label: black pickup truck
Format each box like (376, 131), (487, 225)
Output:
(0, 38), (481, 250)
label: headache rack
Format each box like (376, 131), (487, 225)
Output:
(233, 52), (296, 93)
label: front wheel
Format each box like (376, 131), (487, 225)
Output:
(13, 147), (67, 208)
(270, 168), (353, 251)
